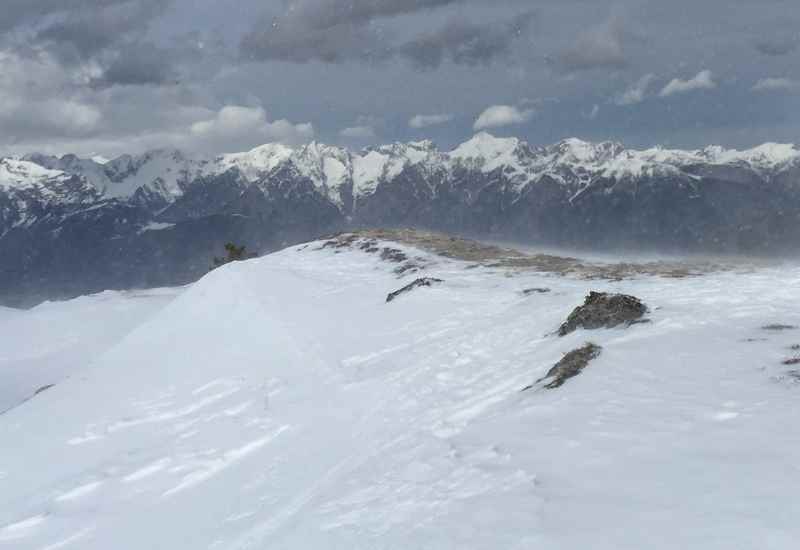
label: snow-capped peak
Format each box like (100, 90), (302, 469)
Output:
(217, 143), (294, 180)
(7, 136), (800, 213)
(701, 142), (800, 170)
(450, 132), (521, 163)
(0, 157), (67, 190)
(548, 138), (625, 164)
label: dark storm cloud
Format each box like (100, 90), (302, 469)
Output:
(554, 17), (637, 72)
(240, 0), (531, 68)
(240, 17), (380, 64)
(240, 0), (462, 63)
(8, 0), (182, 88)
(31, 0), (171, 69)
(754, 36), (798, 56)
(2, 0), (799, 158)
(0, 0), (135, 31)
(33, 0), (169, 55)
(92, 43), (177, 87)
(398, 12), (534, 69)
(289, 0), (461, 29)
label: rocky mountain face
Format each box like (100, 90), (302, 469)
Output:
(2, 133), (799, 306)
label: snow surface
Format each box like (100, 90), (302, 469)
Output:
(0, 158), (66, 191)
(1, 240), (800, 549)
(450, 132), (523, 172)
(0, 288), (180, 413)
(101, 150), (208, 200)
(139, 222), (176, 233)
(217, 144), (294, 181)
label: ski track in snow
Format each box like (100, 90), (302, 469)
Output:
(55, 481), (104, 502)
(0, 239), (799, 549)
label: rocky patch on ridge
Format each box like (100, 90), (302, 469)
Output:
(558, 292), (648, 336)
(386, 278), (444, 303)
(524, 343), (603, 390)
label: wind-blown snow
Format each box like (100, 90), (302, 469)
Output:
(1, 240), (799, 549)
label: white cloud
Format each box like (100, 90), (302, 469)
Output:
(587, 104), (600, 120)
(339, 125), (376, 139)
(659, 70), (716, 97)
(190, 105), (314, 149)
(752, 77), (800, 92)
(616, 73), (655, 105)
(473, 104), (534, 131)
(409, 113), (453, 129)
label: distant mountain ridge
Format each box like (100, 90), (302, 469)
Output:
(2, 133), (799, 306)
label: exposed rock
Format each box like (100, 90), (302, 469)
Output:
(524, 342), (603, 390)
(386, 278), (444, 303)
(782, 358), (800, 366)
(395, 261), (424, 275)
(358, 239), (380, 253)
(762, 324), (798, 331)
(34, 384), (55, 396)
(558, 292), (648, 336)
(380, 247), (408, 263)
(522, 287), (551, 295)
(320, 234), (358, 250)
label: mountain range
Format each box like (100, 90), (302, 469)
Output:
(2, 133), (799, 306)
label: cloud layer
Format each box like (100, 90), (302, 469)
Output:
(753, 77), (799, 92)
(190, 106), (314, 151)
(616, 74), (655, 105)
(409, 113), (454, 129)
(473, 105), (535, 131)
(659, 70), (716, 97)
(0, 0), (798, 156)
(240, 4), (533, 69)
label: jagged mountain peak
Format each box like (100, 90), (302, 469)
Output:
(547, 138), (626, 163)
(0, 157), (68, 190)
(451, 132), (523, 158)
(7, 135), (800, 215)
(4, 135), (800, 306)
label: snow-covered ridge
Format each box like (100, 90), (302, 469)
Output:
(4, 135), (799, 208)
(2, 238), (800, 548)
(0, 158), (68, 191)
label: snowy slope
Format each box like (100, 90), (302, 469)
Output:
(0, 288), (181, 413)
(0, 158), (67, 191)
(1, 238), (800, 549)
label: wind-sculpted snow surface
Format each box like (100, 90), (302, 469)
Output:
(2, 134), (800, 306)
(1, 239), (800, 549)
(0, 288), (180, 413)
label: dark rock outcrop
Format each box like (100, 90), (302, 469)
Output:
(522, 287), (551, 295)
(524, 342), (603, 390)
(386, 277), (444, 303)
(762, 324), (798, 331)
(558, 292), (648, 336)
(34, 384), (55, 396)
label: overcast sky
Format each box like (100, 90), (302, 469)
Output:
(1, 0), (799, 157)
